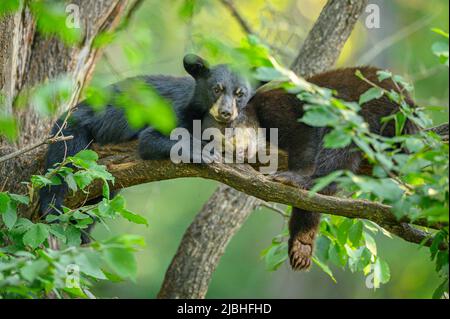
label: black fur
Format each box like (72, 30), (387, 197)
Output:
(39, 54), (252, 218)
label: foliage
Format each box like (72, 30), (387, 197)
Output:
(259, 29), (449, 297)
(0, 150), (148, 298)
(432, 28), (449, 67)
(0, 0), (448, 299)
(0, 0), (177, 141)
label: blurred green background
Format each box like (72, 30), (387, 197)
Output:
(90, 0), (449, 298)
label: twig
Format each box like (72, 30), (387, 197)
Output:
(0, 135), (73, 164)
(218, 0), (292, 57)
(0, 176), (8, 192)
(260, 202), (289, 218)
(103, 52), (122, 79)
(219, 0), (254, 35)
(358, 14), (436, 65)
(116, 0), (145, 32)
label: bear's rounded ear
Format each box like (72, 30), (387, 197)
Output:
(183, 54), (210, 78)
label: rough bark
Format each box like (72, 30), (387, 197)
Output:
(157, 185), (260, 299)
(291, 0), (369, 77)
(157, 0), (369, 299)
(0, 0), (128, 199)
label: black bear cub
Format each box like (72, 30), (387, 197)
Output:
(40, 54), (252, 217)
(248, 66), (419, 271)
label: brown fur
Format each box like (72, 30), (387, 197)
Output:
(247, 66), (419, 271)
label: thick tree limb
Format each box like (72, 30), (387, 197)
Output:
(61, 140), (446, 240)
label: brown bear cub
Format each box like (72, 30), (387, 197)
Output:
(247, 66), (419, 271)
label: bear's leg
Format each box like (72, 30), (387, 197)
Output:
(288, 208), (321, 271)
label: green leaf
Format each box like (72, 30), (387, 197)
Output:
(0, 192), (17, 229)
(63, 287), (87, 299)
(405, 137), (425, 153)
(328, 242), (347, 267)
(0, 192), (10, 213)
(2, 200), (17, 230)
(261, 241), (288, 271)
(432, 42), (449, 66)
(254, 67), (287, 82)
(11, 218), (34, 235)
(48, 224), (66, 242)
(23, 223), (49, 249)
(73, 172), (93, 190)
(433, 278), (449, 299)
(20, 259), (49, 282)
(312, 256), (336, 283)
(0, 117), (18, 141)
(432, 28), (449, 39)
(300, 107), (338, 127)
(30, 76), (74, 116)
(9, 194), (30, 205)
(359, 87), (384, 105)
(72, 211), (89, 219)
(92, 31), (116, 49)
(102, 182), (110, 200)
(75, 251), (107, 280)
(75, 150), (99, 162)
(348, 221), (364, 247)
(336, 218), (353, 246)
(0, 0), (21, 17)
(377, 70), (393, 82)
(120, 209), (149, 226)
(103, 247), (137, 280)
(347, 247), (371, 273)
(65, 174), (78, 193)
(323, 129), (352, 149)
(31, 175), (61, 188)
(116, 80), (177, 135)
(109, 195), (125, 211)
(30, 1), (82, 45)
(373, 257), (391, 288)
(365, 233), (377, 256)
(105, 234), (146, 249)
(310, 171), (344, 195)
(178, 0), (196, 20)
(65, 226), (82, 247)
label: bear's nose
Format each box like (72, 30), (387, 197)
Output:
(220, 110), (232, 120)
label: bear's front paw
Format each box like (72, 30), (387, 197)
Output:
(271, 171), (310, 189)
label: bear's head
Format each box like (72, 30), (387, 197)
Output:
(183, 54), (252, 124)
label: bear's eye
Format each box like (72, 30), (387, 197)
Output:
(235, 88), (245, 98)
(214, 84), (223, 94)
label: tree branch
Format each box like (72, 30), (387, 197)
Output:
(218, 0), (254, 35)
(0, 135), (73, 164)
(64, 141), (445, 233)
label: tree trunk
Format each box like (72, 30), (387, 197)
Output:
(291, 0), (368, 77)
(0, 0), (128, 213)
(158, 0), (369, 299)
(157, 185), (260, 299)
